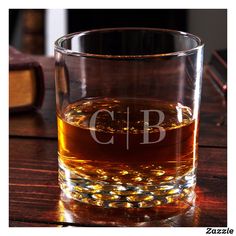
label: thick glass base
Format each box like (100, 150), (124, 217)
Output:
(59, 161), (196, 210)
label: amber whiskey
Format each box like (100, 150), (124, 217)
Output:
(58, 98), (198, 208)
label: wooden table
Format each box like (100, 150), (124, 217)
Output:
(9, 57), (227, 227)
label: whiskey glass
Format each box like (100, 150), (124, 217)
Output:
(55, 28), (204, 225)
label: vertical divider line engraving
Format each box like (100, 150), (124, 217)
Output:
(126, 106), (130, 150)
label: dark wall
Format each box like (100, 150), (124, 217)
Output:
(68, 9), (187, 33)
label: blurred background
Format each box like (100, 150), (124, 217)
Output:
(9, 9), (227, 62)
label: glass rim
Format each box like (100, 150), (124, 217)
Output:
(54, 27), (204, 59)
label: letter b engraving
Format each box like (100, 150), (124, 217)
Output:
(141, 110), (166, 144)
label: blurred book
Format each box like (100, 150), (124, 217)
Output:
(22, 9), (45, 54)
(9, 46), (45, 112)
(206, 49), (227, 98)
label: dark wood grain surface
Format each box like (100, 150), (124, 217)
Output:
(9, 56), (227, 227)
